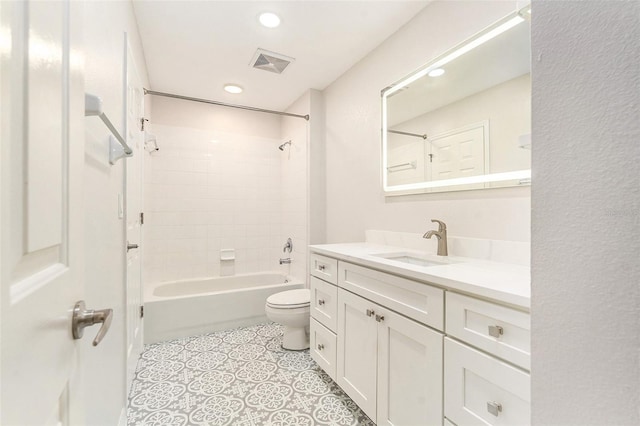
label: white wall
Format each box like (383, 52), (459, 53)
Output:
(531, 1), (640, 424)
(308, 89), (326, 246)
(280, 89), (325, 281)
(323, 1), (531, 243)
(145, 97), (284, 284)
(82, 0), (149, 424)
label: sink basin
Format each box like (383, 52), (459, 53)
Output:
(372, 252), (451, 267)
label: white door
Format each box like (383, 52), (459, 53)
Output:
(428, 122), (488, 190)
(376, 307), (444, 426)
(336, 289), (378, 422)
(1, 1), (87, 424)
(125, 38), (144, 388)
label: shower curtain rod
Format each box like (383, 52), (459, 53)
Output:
(388, 129), (427, 139)
(144, 89), (310, 121)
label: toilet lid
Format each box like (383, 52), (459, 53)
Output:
(266, 289), (310, 309)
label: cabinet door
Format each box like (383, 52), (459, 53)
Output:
(377, 308), (444, 426)
(310, 276), (338, 331)
(337, 288), (378, 423)
(444, 338), (530, 426)
(310, 318), (337, 380)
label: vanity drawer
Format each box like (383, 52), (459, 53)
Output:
(310, 276), (338, 332)
(446, 292), (530, 370)
(444, 338), (530, 426)
(310, 318), (337, 380)
(310, 253), (338, 284)
(338, 261), (444, 331)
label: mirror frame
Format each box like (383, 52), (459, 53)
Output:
(381, 7), (531, 195)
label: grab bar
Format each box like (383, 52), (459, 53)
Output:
(387, 161), (417, 172)
(85, 93), (133, 165)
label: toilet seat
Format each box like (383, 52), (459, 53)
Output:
(266, 289), (310, 309)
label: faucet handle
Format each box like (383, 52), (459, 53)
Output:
(283, 238), (293, 253)
(431, 219), (447, 232)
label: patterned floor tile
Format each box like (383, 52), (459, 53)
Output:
(127, 322), (374, 426)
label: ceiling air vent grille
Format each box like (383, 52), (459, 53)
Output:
(250, 49), (295, 74)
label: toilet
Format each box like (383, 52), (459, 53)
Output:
(265, 288), (310, 350)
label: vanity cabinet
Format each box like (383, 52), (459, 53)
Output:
(308, 248), (531, 426)
(337, 288), (443, 425)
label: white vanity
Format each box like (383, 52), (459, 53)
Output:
(308, 243), (530, 426)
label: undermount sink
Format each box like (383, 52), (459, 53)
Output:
(372, 252), (453, 268)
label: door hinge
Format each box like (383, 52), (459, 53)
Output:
(140, 212), (144, 225)
(140, 305), (144, 318)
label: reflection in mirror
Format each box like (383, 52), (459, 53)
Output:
(382, 8), (531, 194)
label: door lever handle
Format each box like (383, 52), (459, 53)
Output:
(72, 301), (113, 346)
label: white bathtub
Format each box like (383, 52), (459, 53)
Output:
(144, 272), (304, 343)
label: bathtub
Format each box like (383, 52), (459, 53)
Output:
(144, 272), (304, 343)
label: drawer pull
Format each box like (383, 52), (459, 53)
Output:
(488, 325), (504, 338)
(317, 344), (324, 351)
(375, 314), (385, 322)
(366, 309), (375, 317)
(318, 264), (326, 271)
(318, 299), (325, 306)
(487, 401), (503, 416)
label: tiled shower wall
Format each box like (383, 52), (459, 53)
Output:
(280, 93), (311, 281)
(143, 124), (285, 284)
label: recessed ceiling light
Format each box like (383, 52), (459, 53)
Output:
(224, 84), (243, 94)
(259, 12), (281, 28)
(428, 68), (445, 77)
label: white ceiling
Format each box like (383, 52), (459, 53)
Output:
(132, 1), (429, 111)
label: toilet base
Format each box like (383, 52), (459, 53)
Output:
(282, 325), (309, 350)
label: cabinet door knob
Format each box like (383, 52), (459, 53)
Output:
(375, 314), (385, 322)
(487, 401), (503, 416)
(366, 309), (375, 317)
(318, 264), (326, 271)
(488, 325), (504, 338)
(317, 344), (324, 351)
(318, 299), (325, 306)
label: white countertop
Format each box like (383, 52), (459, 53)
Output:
(309, 243), (530, 309)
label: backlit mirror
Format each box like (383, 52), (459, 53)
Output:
(382, 9), (531, 194)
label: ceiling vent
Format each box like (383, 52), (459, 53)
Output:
(250, 48), (295, 74)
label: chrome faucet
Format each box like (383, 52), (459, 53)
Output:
(423, 219), (448, 256)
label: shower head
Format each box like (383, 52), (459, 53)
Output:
(278, 141), (291, 151)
